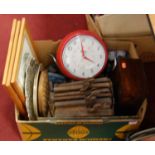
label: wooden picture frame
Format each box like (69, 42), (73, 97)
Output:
(11, 18), (39, 103)
(6, 20), (21, 89)
(2, 19), (17, 85)
(2, 19), (27, 117)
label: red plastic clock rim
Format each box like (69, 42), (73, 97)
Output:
(56, 30), (108, 80)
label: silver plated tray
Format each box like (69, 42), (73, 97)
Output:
(25, 56), (39, 120)
(33, 65), (41, 118)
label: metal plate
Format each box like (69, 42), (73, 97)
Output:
(33, 65), (41, 118)
(25, 56), (39, 120)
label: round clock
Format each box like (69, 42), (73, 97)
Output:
(56, 30), (108, 80)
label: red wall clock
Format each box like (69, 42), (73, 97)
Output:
(56, 30), (108, 80)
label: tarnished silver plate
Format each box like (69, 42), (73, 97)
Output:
(33, 65), (41, 118)
(25, 56), (39, 120)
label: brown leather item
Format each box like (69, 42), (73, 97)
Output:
(112, 58), (148, 115)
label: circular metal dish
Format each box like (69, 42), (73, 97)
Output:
(25, 57), (38, 120)
(33, 65), (41, 118)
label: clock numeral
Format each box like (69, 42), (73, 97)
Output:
(97, 63), (100, 67)
(100, 54), (103, 59)
(73, 69), (76, 73)
(68, 46), (72, 51)
(97, 46), (100, 51)
(90, 68), (94, 73)
(82, 72), (85, 76)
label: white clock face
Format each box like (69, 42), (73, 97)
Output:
(62, 35), (107, 79)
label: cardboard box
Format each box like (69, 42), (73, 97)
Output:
(3, 17), (148, 141)
(16, 99), (147, 141)
(86, 15), (155, 57)
(16, 39), (146, 141)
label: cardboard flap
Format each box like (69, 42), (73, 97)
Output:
(136, 99), (148, 125)
(92, 15), (152, 37)
(148, 14), (155, 37)
(85, 15), (102, 37)
(34, 40), (60, 67)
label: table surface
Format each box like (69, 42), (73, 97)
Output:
(0, 14), (87, 140)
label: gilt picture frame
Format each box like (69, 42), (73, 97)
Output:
(2, 19), (17, 86)
(2, 19), (27, 116)
(11, 18), (39, 103)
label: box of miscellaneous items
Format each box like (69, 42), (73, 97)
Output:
(2, 16), (150, 141)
